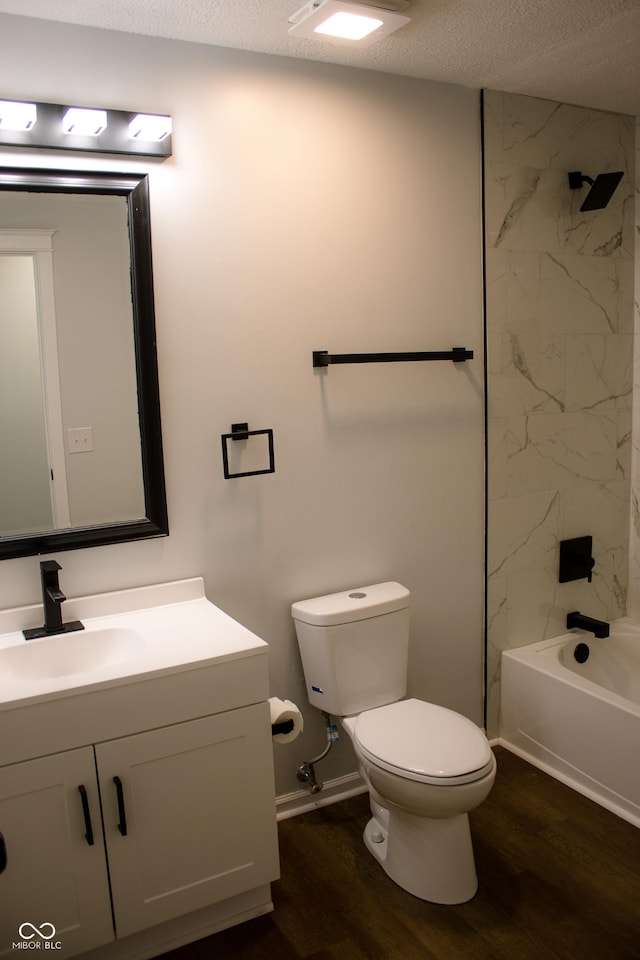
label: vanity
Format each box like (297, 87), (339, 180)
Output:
(0, 578), (280, 959)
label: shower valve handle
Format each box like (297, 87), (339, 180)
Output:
(568, 551), (595, 582)
(559, 537), (596, 584)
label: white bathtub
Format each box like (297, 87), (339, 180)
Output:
(500, 617), (640, 828)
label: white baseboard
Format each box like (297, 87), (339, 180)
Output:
(276, 771), (367, 821)
(494, 737), (640, 829)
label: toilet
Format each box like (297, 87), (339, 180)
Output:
(291, 581), (496, 904)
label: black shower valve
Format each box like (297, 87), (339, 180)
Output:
(559, 536), (596, 584)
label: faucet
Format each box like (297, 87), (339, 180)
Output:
(23, 561), (84, 640)
(566, 611), (610, 639)
(41, 560), (66, 634)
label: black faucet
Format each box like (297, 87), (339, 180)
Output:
(566, 611), (610, 639)
(41, 560), (65, 633)
(23, 561), (84, 640)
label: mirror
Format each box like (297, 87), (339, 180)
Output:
(0, 167), (168, 559)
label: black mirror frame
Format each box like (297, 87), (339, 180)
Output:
(0, 166), (168, 559)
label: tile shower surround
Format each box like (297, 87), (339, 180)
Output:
(483, 91), (635, 736)
(630, 116), (640, 622)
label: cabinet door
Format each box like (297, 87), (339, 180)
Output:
(0, 747), (113, 959)
(96, 702), (279, 938)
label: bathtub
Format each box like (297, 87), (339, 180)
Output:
(500, 617), (640, 828)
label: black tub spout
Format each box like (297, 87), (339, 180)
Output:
(566, 611), (610, 638)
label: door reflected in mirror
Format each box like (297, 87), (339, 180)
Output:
(0, 248), (53, 533)
(0, 168), (168, 559)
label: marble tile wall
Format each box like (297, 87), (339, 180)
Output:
(483, 90), (635, 736)
(630, 116), (640, 619)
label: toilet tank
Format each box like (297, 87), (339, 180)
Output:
(291, 582), (411, 716)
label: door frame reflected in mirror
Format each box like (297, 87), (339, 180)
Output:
(0, 166), (168, 560)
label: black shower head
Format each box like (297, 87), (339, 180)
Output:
(568, 170), (624, 211)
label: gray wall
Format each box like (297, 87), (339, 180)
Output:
(0, 14), (485, 797)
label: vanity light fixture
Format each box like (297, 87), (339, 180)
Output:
(0, 99), (37, 131)
(128, 113), (173, 142)
(288, 0), (411, 45)
(62, 107), (108, 137)
(0, 99), (172, 158)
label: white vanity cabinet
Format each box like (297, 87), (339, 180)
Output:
(0, 704), (279, 959)
(0, 747), (113, 957)
(98, 703), (279, 939)
(0, 579), (281, 960)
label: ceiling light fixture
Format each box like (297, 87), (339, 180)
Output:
(288, 0), (411, 45)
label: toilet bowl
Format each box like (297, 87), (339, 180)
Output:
(291, 582), (496, 904)
(342, 699), (496, 903)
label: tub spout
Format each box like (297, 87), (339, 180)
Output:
(566, 611), (610, 638)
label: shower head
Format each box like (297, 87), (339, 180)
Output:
(568, 170), (624, 211)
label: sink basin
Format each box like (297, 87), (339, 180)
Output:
(0, 577), (271, 768)
(0, 626), (145, 681)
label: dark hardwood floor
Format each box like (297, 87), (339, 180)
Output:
(161, 747), (640, 959)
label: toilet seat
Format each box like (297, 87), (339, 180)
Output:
(353, 698), (494, 786)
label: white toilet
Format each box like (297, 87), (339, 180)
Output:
(291, 581), (496, 904)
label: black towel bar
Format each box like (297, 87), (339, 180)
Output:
(312, 347), (473, 368)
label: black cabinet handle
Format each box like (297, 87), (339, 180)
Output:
(113, 776), (128, 836)
(77, 785), (95, 846)
(0, 831), (7, 872)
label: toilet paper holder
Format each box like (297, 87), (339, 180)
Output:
(269, 697), (303, 744)
(271, 719), (294, 736)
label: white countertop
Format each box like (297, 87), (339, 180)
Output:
(0, 577), (268, 711)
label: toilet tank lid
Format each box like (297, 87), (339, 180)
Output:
(291, 581), (410, 626)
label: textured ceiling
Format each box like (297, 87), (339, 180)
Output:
(0, 0), (639, 115)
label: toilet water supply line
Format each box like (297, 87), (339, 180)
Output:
(297, 712), (339, 794)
